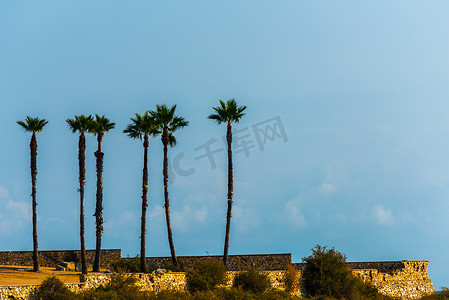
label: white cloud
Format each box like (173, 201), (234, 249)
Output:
(316, 161), (347, 195)
(7, 199), (30, 220)
(232, 205), (260, 233)
(0, 186), (31, 235)
(0, 186), (9, 199)
(335, 212), (347, 222)
(372, 205), (394, 225)
(149, 205), (164, 219)
(194, 206), (207, 223)
(324, 161), (347, 183)
(172, 205), (208, 232)
(319, 183), (336, 193)
(121, 211), (138, 222)
(284, 199), (307, 229)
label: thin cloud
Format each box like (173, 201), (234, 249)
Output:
(0, 185), (9, 199)
(149, 205), (164, 219)
(233, 205), (260, 233)
(372, 205), (394, 225)
(172, 205), (208, 232)
(319, 183), (336, 193)
(0, 186), (30, 235)
(284, 199), (307, 229)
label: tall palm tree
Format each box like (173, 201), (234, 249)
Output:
(90, 114), (115, 272)
(17, 116), (48, 272)
(208, 99), (246, 265)
(150, 104), (188, 267)
(124, 112), (160, 272)
(66, 114), (93, 275)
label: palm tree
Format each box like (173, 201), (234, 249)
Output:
(150, 104), (188, 267)
(124, 112), (160, 272)
(208, 99), (246, 265)
(66, 114), (93, 275)
(17, 116), (48, 272)
(90, 114), (115, 272)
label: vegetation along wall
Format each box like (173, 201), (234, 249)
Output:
(0, 260), (434, 299)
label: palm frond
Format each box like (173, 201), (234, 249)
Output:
(151, 104), (188, 137)
(124, 112), (160, 140)
(167, 134), (177, 147)
(17, 116), (48, 133)
(209, 98), (246, 124)
(208, 113), (223, 124)
(90, 114), (115, 135)
(66, 115), (93, 134)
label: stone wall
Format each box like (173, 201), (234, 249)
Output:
(0, 251), (290, 271)
(81, 271), (287, 293)
(0, 254), (435, 299)
(143, 253), (292, 271)
(0, 249), (121, 268)
(0, 271), (288, 300)
(352, 261), (434, 299)
(293, 260), (434, 299)
(65, 264), (437, 299)
(0, 283), (83, 300)
(0, 264), (435, 300)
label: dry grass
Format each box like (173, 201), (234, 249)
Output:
(0, 265), (83, 286)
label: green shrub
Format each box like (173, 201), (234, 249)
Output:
(210, 287), (301, 300)
(284, 264), (299, 293)
(160, 261), (183, 272)
(233, 267), (271, 294)
(107, 273), (141, 295)
(419, 288), (449, 300)
(191, 290), (221, 300)
(30, 276), (76, 300)
(154, 290), (191, 299)
(303, 245), (358, 298)
(80, 273), (152, 300)
(80, 288), (120, 300)
(186, 260), (228, 293)
(302, 245), (385, 299)
(259, 289), (302, 300)
(110, 256), (143, 273)
(213, 287), (258, 300)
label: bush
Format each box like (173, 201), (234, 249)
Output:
(233, 267), (271, 294)
(186, 260), (228, 293)
(110, 256), (142, 273)
(259, 289), (302, 300)
(80, 273), (152, 300)
(303, 245), (358, 298)
(30, 276), (76, 300)
(160, 261), (183, 272)
(419, 288), (449, 300)
(302, 245), (385, 299)
(213, 287), (258, 300)
(106, 273), (141, 295)
(154, 289), (191, 299)
(209, 287), (301, 300)
(284, 264), (299, 293)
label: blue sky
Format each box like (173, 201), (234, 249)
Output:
(1, 0), (449, 289)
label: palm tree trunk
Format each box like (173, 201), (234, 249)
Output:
(79, 133), (87, 274)
(30, 133), (39, 272)
(140, 135), (149, 273)
(93, 149), (104, 272)
(223, 123), (233, 266)
(163, 133), (178, 266)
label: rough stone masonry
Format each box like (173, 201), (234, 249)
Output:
(0, 250), (435, 299)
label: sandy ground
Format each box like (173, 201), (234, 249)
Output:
(0, 265), (84, 286)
